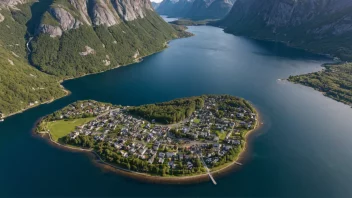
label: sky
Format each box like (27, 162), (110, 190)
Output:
(150, 0), (163, 2)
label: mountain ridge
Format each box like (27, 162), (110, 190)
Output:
(218, 0), (352, 61)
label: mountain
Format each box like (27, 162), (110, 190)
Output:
(218, 0), (352, 61)
(157, 0), (194, 18)
(0, 0), (186, 117)
(157, 0), (233, 20)
(152, 2), (160, 9)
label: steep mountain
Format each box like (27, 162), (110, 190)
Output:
(219, 0), (352, 60)
(187, 0), (233, 20)
(30, 0), (180, 77)
(157, 0), (194, 17)
(157, 0), (233, 20)
(152, 2), (160, 9)
(0, 0), (186, 117)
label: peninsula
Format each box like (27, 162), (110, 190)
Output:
(36, 95), (258, 180)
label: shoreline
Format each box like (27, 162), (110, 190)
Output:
(1, 40), (175, 121)
(2, 85), (71, 120)
(33, 108), (263, 184)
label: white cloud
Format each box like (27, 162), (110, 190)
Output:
(150, 0), (163, 2)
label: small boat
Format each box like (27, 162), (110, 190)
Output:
(0, 119), (4, 122)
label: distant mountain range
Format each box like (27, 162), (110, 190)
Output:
(218, 0), (352, 61)
(152, 2), (160, 9)
(156, 0), (234, 20)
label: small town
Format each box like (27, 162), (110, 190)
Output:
(50, 96), (257, 175)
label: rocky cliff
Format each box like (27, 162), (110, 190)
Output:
(157, 0), (233, 20)
(36, 0), (154, 37)
(219, 0), (352, 60)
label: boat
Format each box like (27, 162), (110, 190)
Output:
(0, 119), (4, 122)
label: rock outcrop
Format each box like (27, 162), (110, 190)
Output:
(49, 7), (82, 31)
(0, 0), (29, 7)
(38, 24), (63, 37)
(0, 12), (4, 23)
(219, 0), (352, 60)
(36, 0), (155, 37)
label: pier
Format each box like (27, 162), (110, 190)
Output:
(199, 155), (217, 185)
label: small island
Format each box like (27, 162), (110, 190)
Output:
(36, 95), (258, 182)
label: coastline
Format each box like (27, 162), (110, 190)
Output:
(1, 39), (176, 121)
(2, 85), (71, 120)
(33, 108), (263, 184)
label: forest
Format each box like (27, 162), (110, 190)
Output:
(289, 63), (352, 107)
(128, 96), (205, 124)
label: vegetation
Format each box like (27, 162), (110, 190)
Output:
(0, 5), (65, 116)
(43, 117), (96, 142)
(128, 96), (205, 124)
(31, 11), (182, 77)
(289, 63), (352, 107)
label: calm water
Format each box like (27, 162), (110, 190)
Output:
(1, 25), (352, 198)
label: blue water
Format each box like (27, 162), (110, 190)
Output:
(1, 25), (352, 197)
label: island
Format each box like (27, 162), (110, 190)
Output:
(36, 95), (259, 181)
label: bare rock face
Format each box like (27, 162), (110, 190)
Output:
(49, 7), (82, 31)
(69, 0), (91, 25)
(0, 12), (4, 23)
(0, 0), (29, 7)
(38, 0), (156, 37)
(38, 24), (63, 37)
(90, 0), (119, 26)
(79, 46), (95, 56)
(112, 0), (152, 21)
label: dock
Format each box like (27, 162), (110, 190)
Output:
(199, 155), (217, 185)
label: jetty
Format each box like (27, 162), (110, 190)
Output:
(199, 154), (217, 185)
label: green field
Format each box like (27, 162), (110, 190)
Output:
(46, 118), (95, 142)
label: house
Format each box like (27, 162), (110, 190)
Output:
(237, 113), (244, 118)
(187, 161), (193, 169)
(153, 142), (160, 150)
(166, 152), (176, 158)
(159, 152), (165, 158)
(158, 158), (164, 164)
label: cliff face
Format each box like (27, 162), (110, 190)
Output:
(35, 0), (154, 36)
(220, 0), (352, 60)
(157, 0), (232, 20)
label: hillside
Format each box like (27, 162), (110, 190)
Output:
(0, 0), (188, 117)
(0, 0), (66, 116)
(157, 0), (233, 20)
(218, 0), (352, 61)
(30, 0), (181, 77)
(289, 63), (352, 107)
